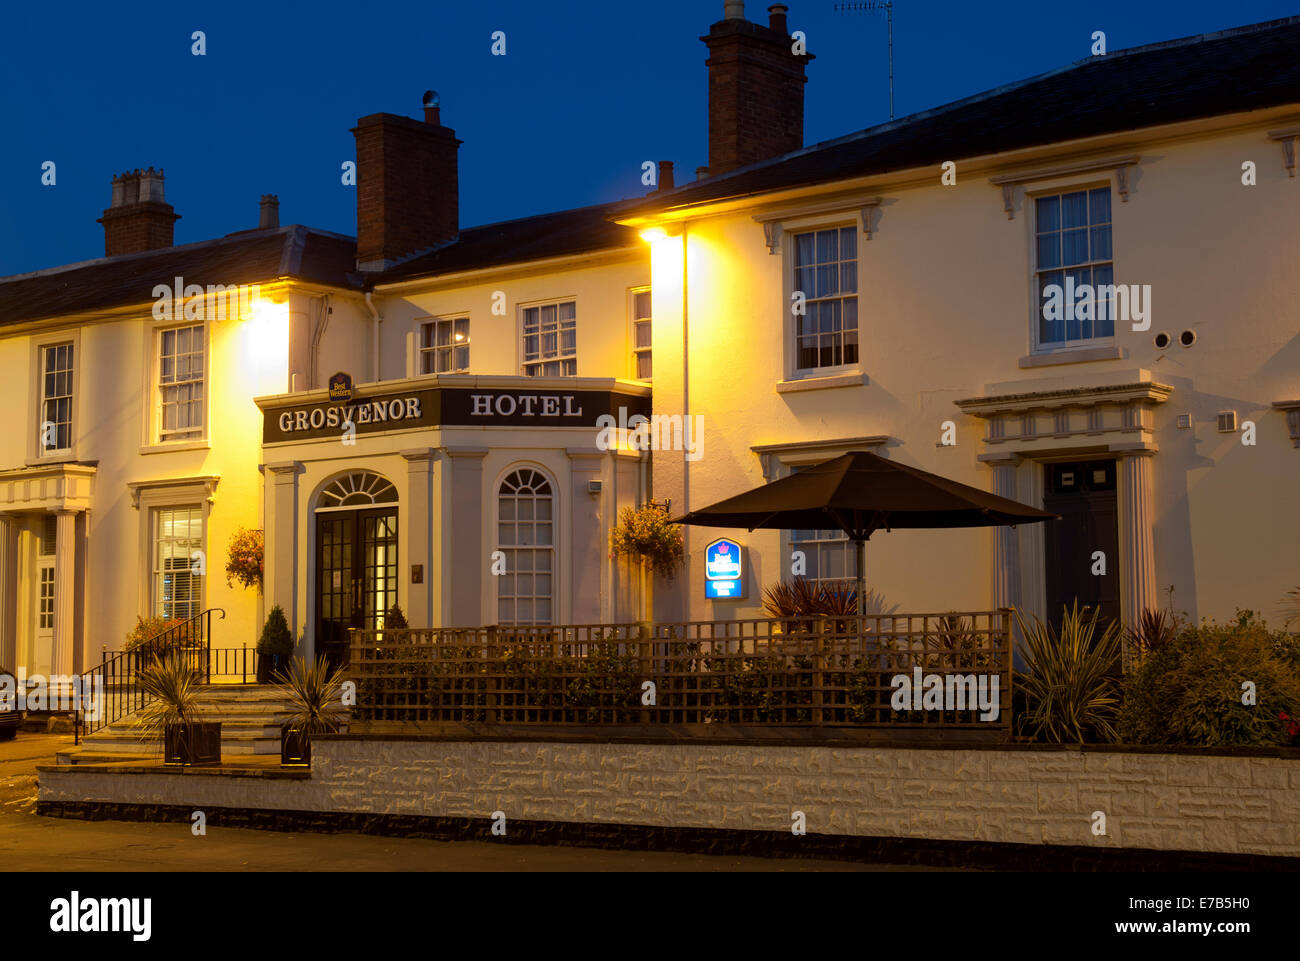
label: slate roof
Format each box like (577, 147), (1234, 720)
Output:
(0, 226), (361, 328)
(373, 200), (640, 283)
(619, 16), (1300, 218)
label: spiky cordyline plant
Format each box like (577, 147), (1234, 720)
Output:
(275, 655), (348, 736)
(1013, 602), (1122, 744)
(1125, 607), (1176, 665)
(135, 653), (205, 746)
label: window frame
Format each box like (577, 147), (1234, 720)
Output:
(143, 318), (210, 450)
(1028, 179), (1117, 355)
(493, 466), (557, 626)
(27, 328), (81, 464)
(518, 297), (578, 378)
(782, 217), (862, 382)
(629, 286), (652, 382)
(150, 504), (205, 621)
(418, 316), (471, 375)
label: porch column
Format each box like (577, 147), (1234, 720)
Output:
(986, 456), (1022, 613)
(52, 510), (77, 678)
(401, 449), (435, 628)
(263, 461), (302, 643)
(0, 515), (14, 670)
(442, 449), (486, 627)
(1118, 450), (1157, 661)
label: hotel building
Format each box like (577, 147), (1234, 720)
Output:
(0, 4), (1296, 680)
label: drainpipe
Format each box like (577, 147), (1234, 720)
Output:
(681, 223), (690, 622)
(364, 291), (381, 381)
(308, 294), (331, 389)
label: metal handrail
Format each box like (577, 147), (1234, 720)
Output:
(72, 608), (226, 745)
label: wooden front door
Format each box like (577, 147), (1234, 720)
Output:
(1043, 459), (1120, 630)
(315, 508), (399, 670)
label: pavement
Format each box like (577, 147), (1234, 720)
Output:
(0, 732), (937, 872)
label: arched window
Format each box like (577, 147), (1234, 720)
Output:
(497, 468), (554, 625)
(318, 471), (398, 511)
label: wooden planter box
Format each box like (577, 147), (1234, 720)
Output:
(164, 722), (222, 766)
(280, 722), (338, 767)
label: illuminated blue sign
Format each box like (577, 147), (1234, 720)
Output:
(704, 537), (745, 599)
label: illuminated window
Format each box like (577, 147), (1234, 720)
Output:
(1034, 187), (1113, 347)
(522, 301), (576, 377)
(159, 325), (205, 440)
(496, 468), (554, 625)
(40, 342), (74, 452)
(153, 506), (202, 620)
(793, 227), (858, 372)
(419, 318), (469, 373)
(631, 289), (651, 381)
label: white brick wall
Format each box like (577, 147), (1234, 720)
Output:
(37, 739), (1300, 856)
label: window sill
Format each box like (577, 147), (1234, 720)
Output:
(140, 440), (211, 455)
(776, 371), (866, 394)
(1018, 345), (1126, 369)
(25, 453), (78, 467)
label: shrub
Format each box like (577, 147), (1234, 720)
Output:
(258, 605), (294, 656)
(125, 615), (198, 653)
(1014, 602), (1122, 743)
(1119, 609), (1300, 748)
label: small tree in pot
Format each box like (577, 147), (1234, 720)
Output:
(257, 605), (294, 683)
(275, 654), (348, 766)
(136, 654), (221, 766)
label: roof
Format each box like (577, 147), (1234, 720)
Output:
(0, 226), (361, 328)
(621, 15), (1300, 217)
(374, 200), (641, 283)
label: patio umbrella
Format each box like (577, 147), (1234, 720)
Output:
(671, 449), (1056, 610)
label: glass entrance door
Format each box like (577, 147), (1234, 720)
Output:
(315, 507), (398, 671)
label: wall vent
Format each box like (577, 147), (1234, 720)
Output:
(1176, 414), (1191, 429)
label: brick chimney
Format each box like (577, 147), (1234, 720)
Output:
(97, 167), (180, 257)
(702, 2), (812, 177)
(259, 194), (280, 229)
(352, 90), (461, 271)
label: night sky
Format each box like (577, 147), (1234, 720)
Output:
(2, 0), (1296, 276)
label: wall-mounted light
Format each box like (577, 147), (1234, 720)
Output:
(639, 224), (682, 244)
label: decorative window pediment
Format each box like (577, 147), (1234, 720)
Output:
(989, 155), (1140, 219)
(955, 380), (1172, 455)
(752, 196), (885, 253)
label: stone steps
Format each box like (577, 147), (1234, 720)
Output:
(63, 684), (348, 764)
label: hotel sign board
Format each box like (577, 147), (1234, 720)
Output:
(263, 386), (650, 443)
(704, 537), (745, 599)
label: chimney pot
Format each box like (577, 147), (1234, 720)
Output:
(768, 4), (789, 33)
(657, 161), (675, 191)
(422, 90), (441, 125)
(259, 194), (280, 229)
(724, 0), (745, 19)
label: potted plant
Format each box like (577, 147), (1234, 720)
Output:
(257, 605), (294, 683)
(136, 653), (221, 766)
(275, 654), (347, 766)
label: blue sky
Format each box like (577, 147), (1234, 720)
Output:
(1, 0), (1296, 276)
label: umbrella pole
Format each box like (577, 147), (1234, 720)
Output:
(854, 538), (866, 631)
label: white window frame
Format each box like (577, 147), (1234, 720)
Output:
(519, 298), (577, 377)
(629, 287), (652, 381)
(1028, 179), (1117, 356)
(150, 504), (204, 621)
(39, 342), (74, 454)
(494, 465), (556, 626)
(143, 318), (210, 451)
(781, 215), (863, 382)
(27, 328), (81, 464)
(418, 316), (471, 374)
